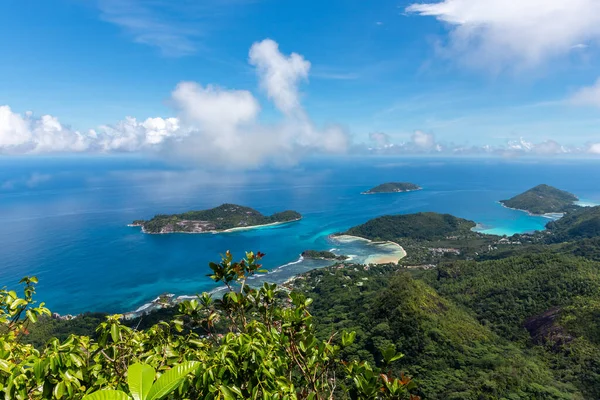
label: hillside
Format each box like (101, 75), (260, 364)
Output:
(344, 212), (476, 242)
(294, 262), (581, 399)
(362, 182), (421, 194)
(133, 204), (301, 234)
(546, 205), (600, 242)
(421, 253), (600, 398)
(500, 184), (578, 215)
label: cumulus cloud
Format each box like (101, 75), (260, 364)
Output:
(406, 0), (600, 70)
(249, 39), (311, 116)
(0, 106), (183, 155)
(0, 39), (348, 169)
(411, 130), (436, 149)
(570, 78), (600, 108)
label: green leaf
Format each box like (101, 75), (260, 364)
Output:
(26, 309), (37, 323)
(53, 381), (65, 399)
(110, 323), (120, 342)
(220, 385), (236, 400)
(82, 389), (131, 400)
(128, 363), (155, 400)
(146, 361), (199, 400)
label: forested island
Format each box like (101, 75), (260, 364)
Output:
(500, 184), (579, 215)
(361, 182), (421, 194)
(132, 203), (302, 234)
(301, 250), (348, 260)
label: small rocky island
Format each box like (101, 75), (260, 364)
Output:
(500, 184), (579, 215)
(132, 204), (301, 234)
(362, 182), (421, 194)
(301, 250), (348, 260)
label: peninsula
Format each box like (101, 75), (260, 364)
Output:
(362, 182), (421, 194)
(132, 204), (301, 234)
(301, 250), (348, 261)
(500, 184), (579, 215)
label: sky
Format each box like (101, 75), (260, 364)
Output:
(1, 0), (600, 166)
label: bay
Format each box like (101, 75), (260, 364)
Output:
(1, 156), (598, 314)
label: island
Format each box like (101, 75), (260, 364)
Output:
(500, 184), (579, 215)
(301, 250), (348, 260)
(132, 204), (302, 234)
(361, 182), (421, 194)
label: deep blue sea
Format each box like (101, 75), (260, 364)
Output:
(1, 156), (599, 315)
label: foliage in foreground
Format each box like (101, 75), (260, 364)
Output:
(0, 252), (418, 400)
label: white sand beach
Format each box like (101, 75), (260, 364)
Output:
(332, 235), (407, 264)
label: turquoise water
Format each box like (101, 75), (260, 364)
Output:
(1, 156), (599, 314)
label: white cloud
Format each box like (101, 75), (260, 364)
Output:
(367, 130), (444, 154)
(589, 143), (600, 154)
(366, 132), (595, 157)
(0, 39), (348, 168)
(0, 106), (89, 154)
(172, 82), (259, 130)
(406, 0), (600, 70)
(411, 130), (436, 149)
(570, 78), (600, 108)
(249, 39), (311, 116)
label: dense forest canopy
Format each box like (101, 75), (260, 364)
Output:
(546, 206), (600, 242)
(344, 212), (476, 242)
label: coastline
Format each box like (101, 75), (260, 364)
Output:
(113, 235), (406, 320)
(331, 234), (407, 264)
(130, 218), (302, 235)
(498, 202), (565, 219)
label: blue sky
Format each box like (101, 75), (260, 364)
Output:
(1, 0), (600, 164)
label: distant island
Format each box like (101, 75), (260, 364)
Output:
(301, 250), (348, 260)
(361, 182), (421, 194)
(500, 184), (579, 215)
(132, 204), (301, 234)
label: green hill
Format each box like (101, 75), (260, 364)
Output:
(500, 184), (578, 215)
(134, 204), (301, 234)
(424, 253), (600, 398)
(344, 212), (476, 242)
(546, 206), (600, 242)
(295, 263), (580, 399)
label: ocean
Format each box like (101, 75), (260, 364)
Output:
(1, 156), (599, 315)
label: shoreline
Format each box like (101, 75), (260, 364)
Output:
(331, 234), (407, 264)
(131, 218), (302, 235)
(66, 232), (406, 321)
(498, 202), (565, 219)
